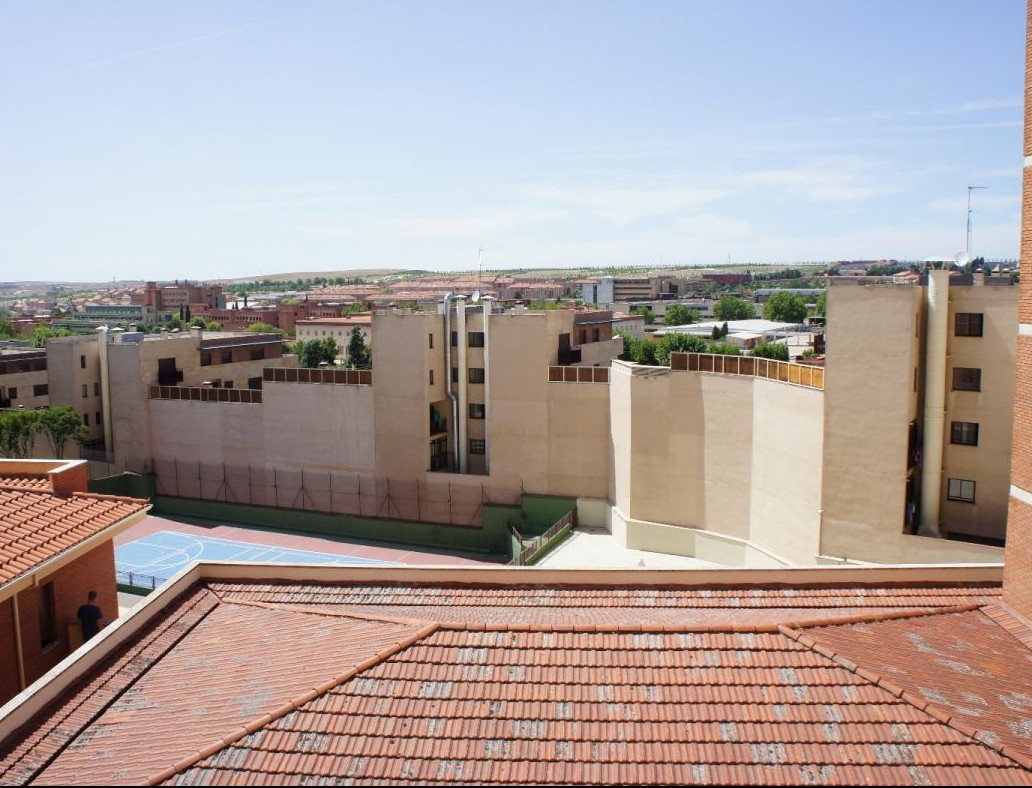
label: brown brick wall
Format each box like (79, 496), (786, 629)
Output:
(1022, 169), (1032, 323)
(1027, 0), (1032, 156)
(0, 598), (21, 703)
(1012, 336), (1032, 492)
(48, 462), (88, 498)
(1005, 496), (1032, 620)
(8, 543), (118, 704)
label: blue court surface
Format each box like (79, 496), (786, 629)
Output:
(116, 530), (390, 586)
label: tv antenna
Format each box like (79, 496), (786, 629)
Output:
(966, 185), (987, 260)
(477, 247), (493, 293)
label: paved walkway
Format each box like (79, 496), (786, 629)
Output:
(537, 526), (720, 569)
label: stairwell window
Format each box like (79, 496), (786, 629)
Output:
(952, 367), (981, 391)
(468, 332), (484, 348)
(955, 313), (984, 337)
(469, 403), (485, 419)
(470, 439), (486, 454)
(469, 368), (485, 384)
(950, 421), (979, 446)
(947, 478), (976, 503)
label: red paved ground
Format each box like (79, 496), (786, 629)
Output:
(117, 514), (494, 567)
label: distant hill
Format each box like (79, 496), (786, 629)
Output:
(215, 269), (412, 284)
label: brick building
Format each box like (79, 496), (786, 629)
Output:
(0, 459), (148, 705)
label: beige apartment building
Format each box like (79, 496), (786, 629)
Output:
(30, 280), (1011, 568)
(0, 348), (49, 411)
(294, 315), (371, 353)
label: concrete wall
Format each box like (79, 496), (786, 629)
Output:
(821, 285), (922, 562)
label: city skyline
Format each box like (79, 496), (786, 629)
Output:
(2, 0), (1025, 281)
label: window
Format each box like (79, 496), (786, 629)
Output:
(579, 330), (587, 344)
(470, 439), (486, 454)
(952, 367), (981, 391)
(247, 376), (262, 390)
(93, 382), (100, 396)
(81, 384), (88, 398)
(96, 411), (102, 426)
(429, 369), (435, 386)
(33, 383), (48, 397)
(83, 413), (89, 426)
(79, 355), (86, 369)
(250, 347), (265, 361)
(947, 478), (976, 503)
(6, 387), (15, 401)
(429, 333), (434, 349)
(200, 351), (212, 367)
(451, 331), (458, 347)
(451, 367), (458, 384)
(469, 367), (485, 384)
(224, 381), (233, 389)
(955, 312), (984, 337)
(469, 403), (485, 419)
(38, 583), (57, 648)
(468, 332), (484, 348)
(221, 350), (232, 364)
(951, 421), (979, 446)
(592, 328), (600, 342)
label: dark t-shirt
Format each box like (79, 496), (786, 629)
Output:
(77, 603), (103, 640)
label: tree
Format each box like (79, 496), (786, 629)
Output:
(627, 337), (658, 365)
(712, 296), (754, 322)
(30, 326), (73, 348)
(749, 342), (790, 361)
(341, 304), (368, 317)
(655, 333), (707, 366)
(762, 291), (808, 323)
(0, 318), (13, 339)
(322, 337), (339, 365)
(246, 322), (282, 334)
(0, 410), (42, 459)
(204, 321), (222, 331)
(707, 341), (742, 356)
(295, 339), (328, 368)
(189, 316), (207, 328)
(630, 305), (654, 325)
(815, 291), (827, 317)
(663, 304), (696, 326)
(38, 407), (89, 459)
(346, 327), (370, 369)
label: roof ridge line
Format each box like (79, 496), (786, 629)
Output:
(436, 621), (784, 633)
(143, 620), (440, 786)
(7, 587), (220, 785)
(70, 491), (150, 506)
(782, 602), (981, 630)
(980, 601), (1032, 651)
(777, 618), (1032, 771)
(222, 596), (433, 628)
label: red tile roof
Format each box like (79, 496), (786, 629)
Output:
(0, 577), (1028, 785)
(0, 475), (52, 493)
(0, 490), (148, 589)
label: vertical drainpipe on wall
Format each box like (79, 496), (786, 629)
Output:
(919, 266), (950, 537)
(456, 296), (468, 474)
(10, 596), (25, 691)
(97, 326), (113, 459)
(443, 294), (459, 472)
(482, 296), (494, 475)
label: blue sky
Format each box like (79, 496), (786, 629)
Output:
(1, 0), (1025, 281)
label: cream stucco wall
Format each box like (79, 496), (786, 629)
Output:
(942, 286), (1016, 540)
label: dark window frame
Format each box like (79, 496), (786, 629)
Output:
(954, 312), (984, 337)
(950, 421), (979, 446)
(469, 403), (485, 419)
(470, 438), (486, 454)
(469, 367), (485, 384)
(947, 478), (976, 503)
(468, 332), (485, 348)
(952, 367), (981, 392)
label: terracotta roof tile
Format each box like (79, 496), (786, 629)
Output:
(1, 577), (1028, 786)
(0, 475), (52, 493)
(0, 490), (148, 588)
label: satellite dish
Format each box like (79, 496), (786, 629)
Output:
(955, 251), (971, 266)
(471, 290), (481, 303)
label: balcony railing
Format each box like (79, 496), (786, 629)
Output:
(548, 366), (609, 383)
(670, 352), (824, 390)
(149, 386), (263, 404)
(263, 367), (372, 385)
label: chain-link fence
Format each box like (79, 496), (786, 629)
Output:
(138, 458), (520, 527)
